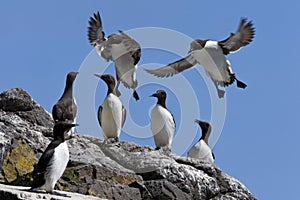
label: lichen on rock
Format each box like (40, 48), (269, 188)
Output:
(3, 138), (36, 184)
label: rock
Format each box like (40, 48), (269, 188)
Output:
(0, 183), (104, 200)
(0, 88), (34, 112)
(0, 88), (256, 200)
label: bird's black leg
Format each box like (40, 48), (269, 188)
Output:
(214, 82), (225, 98)
(114, 137), (119, 142)
(133, 90), (140, 101)
(155, 147), (161, 150)
(115, 81), (122, 97)
(235, 78), (247, 89)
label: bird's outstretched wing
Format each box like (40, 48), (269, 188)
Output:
(144, 54), (197, 78)
(218, 18), (255, 55)
(119, 30), (141, 65)
(88, 11), (105, 47)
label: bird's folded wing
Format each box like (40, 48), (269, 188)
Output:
(218, 18), (255, 54)
(52, 104), (62, 122)
(122, 105), (126, 127)
(97, 106), (103, 127)
(144, 54), (197, 78)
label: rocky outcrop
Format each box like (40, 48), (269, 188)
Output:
(0, 183), (103, 200)
(0, 88), (256, 200)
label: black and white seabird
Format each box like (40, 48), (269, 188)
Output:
(88, 11), (141, 101)
(145, 18), (255, 98)
(31, 121), (78, 193)
(52, 72), (78, 137)
(95, 74), (126, 142)
(150, 90), (175, 153)
(188, 120), (214, 164)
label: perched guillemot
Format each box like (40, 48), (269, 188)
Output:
(95, 74), (126, 142)
(88, 11), (141, 101)
(145, 18), (255, 98)
(150, 90), (175, 153)
(52, 72), (78, 137)
(31, 121), (78, 193)
(188, 120), (214, 164)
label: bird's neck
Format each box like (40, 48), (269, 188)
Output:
(106, 84), (116, 96)
(54, 134), (65, 142)
(62, 79), (74, 97)
(200, 128), (211, 145)
(157, 98), (166, 109)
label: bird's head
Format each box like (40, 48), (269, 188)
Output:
(95, 74), (116, 87)
(151, 90), (167, 99)
(67, 72), (79, 83)
(189, 40), (207, 53)
(194, 119), (211, 143)
(53, 121), (79, 140)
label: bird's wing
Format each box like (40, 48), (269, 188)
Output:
(52, 100), (76, 122)
(31, 140), (61, 188)
(52, 103), (62, 122)
(88, 11), (105, 46)
(119, 30), (141, 65)
(218, 18), (255, 55)
(121, 105), (126, 127)
(97, 106), (103, 127)
(144, 54), (197, 78)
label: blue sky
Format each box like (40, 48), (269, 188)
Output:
(1, 1), (299, 199)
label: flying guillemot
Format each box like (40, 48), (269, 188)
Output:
(145, 18), (255, 98)
(31, 121), (78, 193)
(188, 120), (214, 164)
(88, 11), (141, 101)
(150, 90), (175, 153)
(95, 74), (126, 142)
(52, 72), (78, 137)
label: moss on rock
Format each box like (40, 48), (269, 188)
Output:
(3, 138), (36, 185)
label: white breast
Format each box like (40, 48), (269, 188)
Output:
(42, 142), (69, 192)
(192, 41), (232, 83)
(188, 140), (214, 164)
(101, 94), (123, 139)
(150, 105), (175, 149)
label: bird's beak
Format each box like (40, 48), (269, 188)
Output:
(94, 74), (102, 78)
(194, 119), (201, 124)
(72, 123), (79, 127)
(150, 93), (158, 98)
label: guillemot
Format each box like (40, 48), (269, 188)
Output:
(145, 18), (255, 98)
(95, 74), (126, 142)
(88, 11), (141, 101)
(31, 121), (78, 193)
(52, 72), (78, 137)
(150, 90), (175, 153)
(188, 120), (214, 164)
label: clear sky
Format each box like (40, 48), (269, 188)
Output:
(1, 1), (299, 199)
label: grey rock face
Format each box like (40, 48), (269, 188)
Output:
(0, 88), (256, 200)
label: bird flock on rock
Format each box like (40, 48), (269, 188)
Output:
(29, 11), (255, 193)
